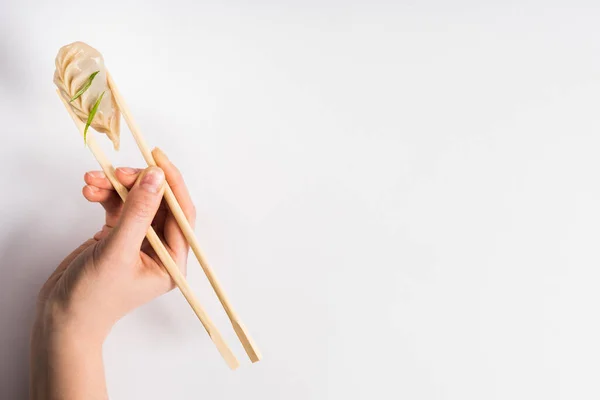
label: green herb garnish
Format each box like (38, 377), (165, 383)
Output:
(70, 71), (99, 102)
(83, 91), (105, 144)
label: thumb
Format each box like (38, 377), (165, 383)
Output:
(106, 166), (165, 257)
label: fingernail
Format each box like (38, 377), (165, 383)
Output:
(87, 171), (105, 178)
(87, 185), (99, 193)
(153, 147), (169, 160)
(117, 167), (138, 175)
(140, 167), (164, 193)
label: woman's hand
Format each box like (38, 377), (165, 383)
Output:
(30, 148), (195, 400)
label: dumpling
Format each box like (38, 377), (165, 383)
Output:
(54, 41), (120, 149)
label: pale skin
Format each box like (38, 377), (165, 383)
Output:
(30, 148), (195, 400)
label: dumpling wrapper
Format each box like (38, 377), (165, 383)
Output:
(54, 41), (120, 150)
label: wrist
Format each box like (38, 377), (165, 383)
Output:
(30, 302), (107, 400)
(36, 299), (109, 349)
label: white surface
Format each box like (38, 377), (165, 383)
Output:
(1, 1), (600, 399)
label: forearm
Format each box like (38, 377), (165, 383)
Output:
(30, 311), (108, 400)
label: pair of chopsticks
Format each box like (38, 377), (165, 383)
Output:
(57, 72), (261, 370)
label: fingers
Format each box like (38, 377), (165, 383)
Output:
(104, 167), (166, 258)
(82, 185), (113, 202)
(152, 148), (196, 258)
(82, 185), (122, 227)
(84, 168), (142, 227)
(115, 167), (142, 188)
(84, 171), (113, 190)
(84, 168), (142, 191)
(83, 151), (196, 276)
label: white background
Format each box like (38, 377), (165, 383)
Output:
(2, 1), (600, 399)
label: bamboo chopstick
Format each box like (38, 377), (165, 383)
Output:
(57, 91), (240, 370)
(107, 73), (262, 363)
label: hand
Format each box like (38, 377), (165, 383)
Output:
(38, 147), (195, 338)
(30, 148), (196, 399)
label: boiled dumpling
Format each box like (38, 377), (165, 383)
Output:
(54, 41), (120, 149)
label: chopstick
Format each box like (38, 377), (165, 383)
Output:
(107, 73), (262, 363)
(57, 91), (240, 371)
